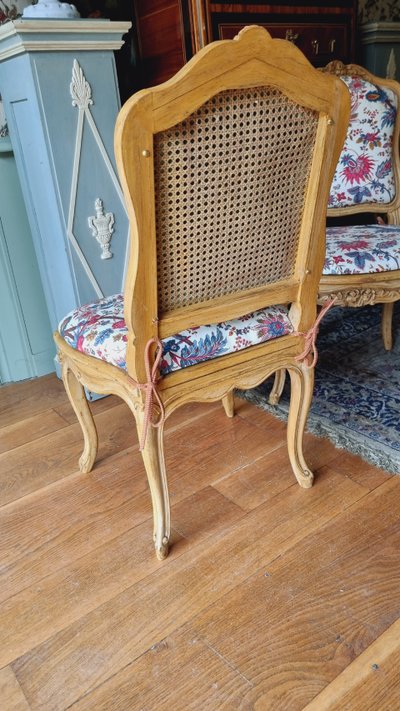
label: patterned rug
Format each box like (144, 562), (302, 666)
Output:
(242, 303), (400, 474)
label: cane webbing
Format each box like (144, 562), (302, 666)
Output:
(154, 87), (318, 312)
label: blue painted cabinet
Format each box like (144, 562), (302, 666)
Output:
(0, 135), (55, 382)
(361, 23), (400, 80)
(0, 19), (131, 383)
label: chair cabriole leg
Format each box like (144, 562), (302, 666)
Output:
(269, 369), (286, 405)
(61, 361), (98, 473)
(138, 416), (170, 560)
(222, 391), (235, 417)
(382, 302), (394, 351)
(286, 363), (314, 489)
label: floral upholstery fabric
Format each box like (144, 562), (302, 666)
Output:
(58, 294), (294, 376)
(328, 75), (397, 209)
(324, 224), (400, 275)
(59, 294), (128, 369)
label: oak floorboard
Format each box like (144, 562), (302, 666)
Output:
(0, 526), (174, 672)
(0, 488), (244, 668)
(11, 470), (366, 710)
(0, 389), (220, 508)
(0, 516), (184, 669)
(0, 400), (285, 602)
(267, 474), (400, 579)
(64, 568), (378, 711)
(177, 483), (400, 709)
(53, 393), (121, 423)
(1, 376), (398, 711)
(0, 375), (67, 429)
(0, 666), (31, 711)
(0, 449), (151, 603)
(266, 476), (400, 635)
(0, 403), (140, 506)
(170, 486), (246, 542)
(70, 627), (253, 711)
(303, 617), (400, 710)
(290, 538), (400, 636)
(181, 573), (375, 711)
(164, 401), (291, 492)
(235, 396), (343, 468)
(212, 445), (299, 511)
(0, 409), (69, 454)
(325, 448), (393, 491)
(236, 396), (387, 490)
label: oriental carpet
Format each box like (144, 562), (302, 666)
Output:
(242, 303), (400, 474)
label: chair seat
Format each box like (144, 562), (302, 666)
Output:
(324, 224), (400, 275)
(58, 294), (294, 376)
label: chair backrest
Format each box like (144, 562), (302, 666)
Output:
(323, 61), (400, 217)
(115, 26), (349, 382)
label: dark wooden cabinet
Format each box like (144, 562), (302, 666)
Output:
(133, 1), (358, 88)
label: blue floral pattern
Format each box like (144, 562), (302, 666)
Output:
(324, 224), (400, 275)
(328, 75), (397, 209)
(58, 294), (294, 375)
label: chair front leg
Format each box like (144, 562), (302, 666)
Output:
(61, 360), (98, 474)
(137, 415), (170, 560)
(286, 363), (314, 489)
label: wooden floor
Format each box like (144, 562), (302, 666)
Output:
(1, 374), (400, 710)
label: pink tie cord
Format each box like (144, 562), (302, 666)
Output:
(128, 337), (165, 451)
(294, 298), (336, 368)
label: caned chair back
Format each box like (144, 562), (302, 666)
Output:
(154, 88), (319, 312)
(115, 26), (349, 383)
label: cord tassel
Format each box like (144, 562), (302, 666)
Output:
(294, 299), (336, 368)
(127, 337), (165, 451)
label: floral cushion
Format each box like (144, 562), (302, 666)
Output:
(324, 224), (400, 275)
(329, 75), (397, 209)
(58, 294), (294, 376)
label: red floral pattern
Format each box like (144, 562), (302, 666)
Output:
(329, 76), (397, 208)
(59, 294), (294, 375)
(324, 224), (400, 275)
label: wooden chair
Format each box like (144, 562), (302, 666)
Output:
(54, 26), (349, 559)
(270, 61), (400, 405)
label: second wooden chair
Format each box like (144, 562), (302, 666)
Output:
(270, 61), (400, 405)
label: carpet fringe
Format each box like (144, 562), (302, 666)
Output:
(238, 389), (399, 476)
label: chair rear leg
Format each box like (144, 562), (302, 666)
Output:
(222, 391), (235, 417)
(138, 417), (170, 560)
(382, 302), (394, 351)
(286, 363), (314, 489)
(269, 369), (286, 405)
(61, 361), (98, 473)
